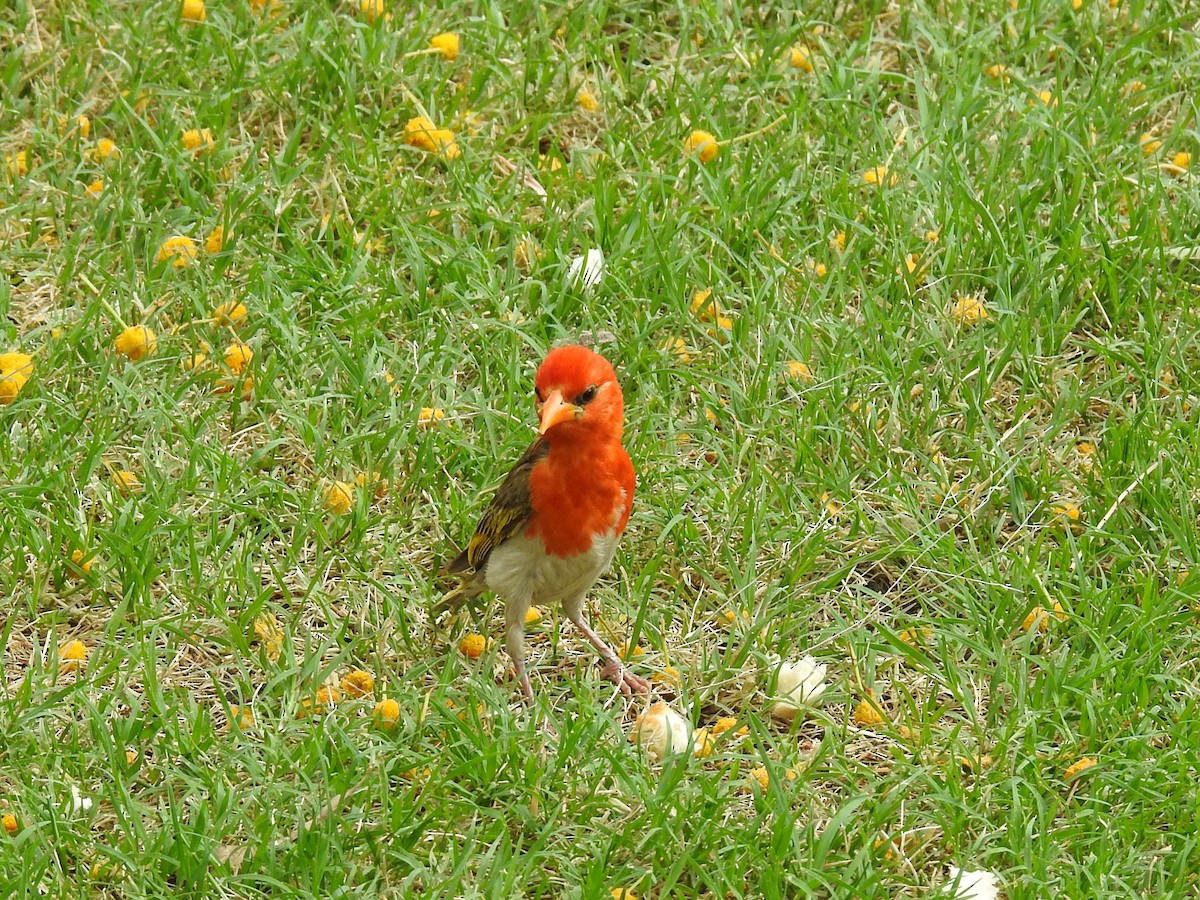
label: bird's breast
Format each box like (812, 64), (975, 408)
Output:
(483, 529), (619, 605)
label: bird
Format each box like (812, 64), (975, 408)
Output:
(440, 344), (649, 699)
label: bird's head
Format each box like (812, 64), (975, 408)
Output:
(534, 345), (624, 438)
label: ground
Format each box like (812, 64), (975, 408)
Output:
(2, 0), (1199, 897)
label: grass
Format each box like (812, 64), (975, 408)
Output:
(2, 0), (1200, 896)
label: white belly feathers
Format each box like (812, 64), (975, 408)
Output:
(484, 530), (618, 605)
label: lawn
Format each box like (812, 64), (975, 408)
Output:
(2, 0), (1200, 896)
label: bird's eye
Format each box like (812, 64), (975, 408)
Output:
(574, 385), (599, 405)
(534, 388), (545, 403)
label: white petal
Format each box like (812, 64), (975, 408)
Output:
(567, 248), (605, 289)
(768, 655), (828, 720)
(70, 784), (94, 813)
(945, 867), (1001, 900)
(629, 701), (693, 761)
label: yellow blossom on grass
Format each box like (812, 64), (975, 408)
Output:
(899, 253), (926, 281)
(373, 698), (400, 728)
(156, 236), (198, 268)
(692, 727), (715, 758)
(852, 692), (886, 727)
(513, 234), (541, 271)
(417, 406), (446, 428)
(610, 889), (637, 900)
(340, 669), (375, 698)
(227, 705), (255, 730)
(656, 665), (681, 686)
(213, 373), (254, 399)
(403, 117), (460, 160)
(862, 165), (898, 186)
(1052, 501), (1081, 522)
(85, 139), (119, 163)
(1030, 90), (1058, 107)
(69, 549), (94, 576)
(184, 345), (210, 371)
(950, 294), (989, 327)
(1166, 152), (1191, 175)
(689, 288), (719, 321)
(253, 613), (284, 661)
(1076, 440), (1096, 456)
(1140, 133), (1162, 155)
(85, 178), (104, 198)
(2, 813), (17, 834)
(0, 352), (34, 404)
(1064, 756), (1097, 780)
(429, 32), (459, 60)
(223, 343), (252, 374)
(663, 337), (692, 363)
(1123, 80), (1146, 95)
(746, 765), (798, 793)
(821, 491), (842, 516)
(61, 114), (91, 139)
(298, 685), (339, 718)
(6, 151), (28, 178)
(459, 633), (486, 659)
(898, 627), (933, 646)
(830, 230), (846, 253)
(984, 64), (1010, 83)
(524, 606), (544, 624)
(359, 0), (386, 22)
(710, 716), (746, 737)
(205, 226), (225, 254)
(323, 481), (355, 514)
(925, 228), (940, 243)
(181, 0), (206, 22)
(1072, 0), (1083, 9)
(59, 639), (89, 672)
(576, 87), (600, 111)
(212, 301), (246, 327)
(182, 128), (215, 153)
(1022, 601), (1067, 633)
(112, 470), (142, 496)
(788, 45), (814, 72)
(249, 0), (285, 14)
(684, 130), (719, 164)
(355, 470), (389, 500)
(784, 360), (814, 382)
(708, 315), (734, 341)
(805, 259), (827, 277)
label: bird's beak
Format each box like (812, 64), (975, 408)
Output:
(538, 390), (579, 434)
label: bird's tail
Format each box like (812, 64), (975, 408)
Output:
(431, 570), (487, 621)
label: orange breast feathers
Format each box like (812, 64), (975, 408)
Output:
(527, 440), (635, 558)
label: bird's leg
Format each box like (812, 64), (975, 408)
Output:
(505, 596), (535, 700)
(564, 600), (651, 696)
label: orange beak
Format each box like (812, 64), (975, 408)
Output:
(538, 390), (580, 434)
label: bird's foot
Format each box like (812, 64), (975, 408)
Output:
(601, 662), (651, 696)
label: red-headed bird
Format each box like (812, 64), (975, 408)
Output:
(442, 345), (649, 699)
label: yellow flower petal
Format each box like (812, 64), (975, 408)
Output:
(429, 32), (459, 61)
(212, 301), (246, 327)
(1064, 756), (1097, 780)
(253, 613), (284, 661)
(459, 633), (486, 659)
(181, 0), (206, 22)
(155, 236), (199, 268)
(374, 698), (400, 728)
(340, 669), (375, 698)
(684, 130), (719, 163)
(323, 481), (355, 514)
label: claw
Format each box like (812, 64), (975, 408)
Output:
(602, 661), (651, 696)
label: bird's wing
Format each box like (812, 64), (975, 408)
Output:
(446, 437), (549, 575)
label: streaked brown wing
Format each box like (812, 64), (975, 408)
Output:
(446, 437), (548, 574)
